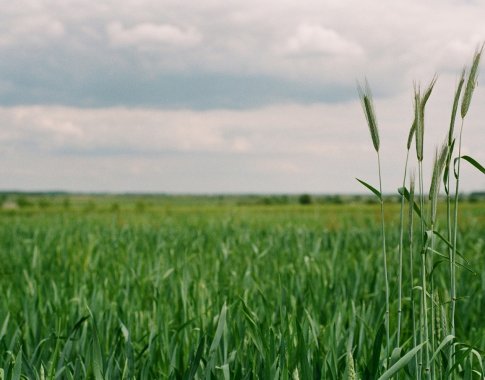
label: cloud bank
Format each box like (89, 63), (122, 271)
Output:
(0, 0), (484, 192)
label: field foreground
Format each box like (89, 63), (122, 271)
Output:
(0, 197), (484, 378)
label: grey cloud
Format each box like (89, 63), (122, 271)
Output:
(1, 1), (484, 109)
(0, 66), (356, 109)
(1, 79), (484, 194)
(1, 1), (485, 193)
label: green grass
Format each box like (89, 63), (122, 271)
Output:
(0, 201), (484, 378)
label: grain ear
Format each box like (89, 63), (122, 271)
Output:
(406, 119), (416, 150)
(414, 86), (424, 162)
(448, 69), (465, 145)
(461, 43), (484, 119)
(357, 80), (380, 152)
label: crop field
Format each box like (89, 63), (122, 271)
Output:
(0, 197), (484, 379)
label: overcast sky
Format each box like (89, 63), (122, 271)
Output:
(1, 0), (484, 193)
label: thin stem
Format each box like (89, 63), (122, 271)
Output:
(429, 179), (437, 380)
(397, 149), (410, 348)
(451, 118), (464, 377)
(408, 177), (418, 380)
(430, 222), (436, 380)
(377, 152), (390, 365)
(419, 161), (431, 379)
(446, 145), (453, 379)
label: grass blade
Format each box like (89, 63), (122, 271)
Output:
(430, 335), (455, 363)
(356, 178), (382, 200)
(364, 322), (385, 379)
(209, 303), (227, 355)
(460, 155), (485, 175)
(12, 349), (22, 380)
(377, 342), (426, 380)
(398, 186), (424, 222)
(184, 335), (205, 380)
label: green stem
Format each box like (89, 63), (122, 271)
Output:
(397, 149), (410, 348)
(451, 118), (464, 377)
(408, 177), (418, 380)
(419, 161), (431, 379)
(446, 144), (453, 379)
(430, 222), (436, 380)
(377, 152), (390, 365)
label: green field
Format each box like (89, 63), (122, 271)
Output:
(0, 196), (484, 378)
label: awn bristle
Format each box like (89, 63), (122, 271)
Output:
(422, 75), (438, 107)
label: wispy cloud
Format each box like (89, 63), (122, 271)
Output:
(0, 14), (64, 47)
(107, 22), (202, 48)
(285, 24), (363, 57)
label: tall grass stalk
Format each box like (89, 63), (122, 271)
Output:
(445, 69), (465, 377)
(357, 80), (390, 364)
(377, 152), (389, 363)
(414, 75), (437, 379)
(451, 45), (482, 375)
(397, 121), (416, 348)
(428, 143), (448, 379)
(413, 85), (430, 378)
(408, 174), (419, 380)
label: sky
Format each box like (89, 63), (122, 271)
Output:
(1, 0), (484, 194)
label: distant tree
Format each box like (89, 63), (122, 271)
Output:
(38, 198), (51, 209)
(365, 197), (378, 205)
(135, 200), (146, 212)
(17, 196), (33, 208)
(298, 194), (312, 205)
(62, 198), (71, 210)
(327, 195), (344, 204)
(83, 200), (96, 212)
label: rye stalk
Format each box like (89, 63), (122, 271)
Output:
(451, 45), (482, 375)
(357, 80), (390, 364)
(408, 174), (419, 379)
(428, 142), (449, 378)
(445, 69), (465, 377)
(397, 121), (416, 348)
(414, 74), (437, 379)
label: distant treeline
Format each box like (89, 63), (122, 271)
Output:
(0, 191), (484, 211)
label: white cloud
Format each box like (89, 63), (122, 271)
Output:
(285, 24), (363, 57)
(107, 22), (202, 48)
(1, 1), (485, 91)
(0, 14), (64, 47)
